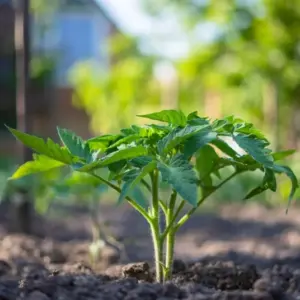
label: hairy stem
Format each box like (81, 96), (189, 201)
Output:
(151, 170), (159, 218)
(89, 172), (151, 223)
(174, 171), (239, 231)
(150, 169), (163, 282)
(150, 222), (163, 283)
(164, 190), (177, 281)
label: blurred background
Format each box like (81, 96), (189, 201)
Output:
(0, 0), (300, 239)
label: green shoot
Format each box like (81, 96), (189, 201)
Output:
(6, 110), (299, 283)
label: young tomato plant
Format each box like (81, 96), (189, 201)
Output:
(6, 110), (299, 283)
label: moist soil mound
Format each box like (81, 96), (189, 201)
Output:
(0, 258), (300, 299)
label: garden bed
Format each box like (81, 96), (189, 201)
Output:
(1, 202), (300, 299)
(1, 257), (297, 300)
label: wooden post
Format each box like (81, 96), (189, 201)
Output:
(14, 0), (33, 233)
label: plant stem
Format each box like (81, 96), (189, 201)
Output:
(174, 171), (239, 231)
(150, 169), (163, 282)
(164, 190), (177, 281)
(151, 170), (159, 217)
(89, 172), (151, 223)
(161, 200), (184, 241)
(159, 200), (168, 215)
(141, 178), (152, 193)
(150, 222), (163, 283)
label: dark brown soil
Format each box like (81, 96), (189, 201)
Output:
(0, 257), (298, 299)
(1, 201), (300, 299)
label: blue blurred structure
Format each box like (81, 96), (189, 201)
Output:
(0, 0), (120, 160)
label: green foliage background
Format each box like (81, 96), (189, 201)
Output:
(62, 0), (300, 206)
(2, 0), (300, 211)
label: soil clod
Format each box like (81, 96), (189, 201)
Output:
(122, 262), (152, 282)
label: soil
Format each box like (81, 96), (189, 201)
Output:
(1, 201), (300, 299)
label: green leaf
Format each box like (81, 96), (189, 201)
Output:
(106, 144), (128, 174)
(187, 111), (198, 120)
(187, 111), (210, 126)
(212, 119), (230, 132)
(87, 134), (120, 144)
(147, 124), (171, 133)
(87, 134), (121, 152)
(117, 170), (140, 204)
(130, 156), (153, 168)
(272, 149), (296, 161)
(183, 130), (217, 157)
(244, 168), (277, 200)
(133, 161), (157, 185)
(195, 145), (219, 196)
(158, 125), (208, 155)
(212, 118), (267, 141)
(127, 186), (148, 209)
(137, 109), (187, 127)
(121, 126), (138, 136)
(234, 122), (267, 140)
(107, 134), (140, 150)
(108, 160), (127, 175)
(196, 145), (219, 180)
(57, 127), (91, 161)
(233, 133), (274, 167)
(79, 145), (148, 172)
(211, 138), (239, 158)
(272, 164), (299, 212)
(263, 168), (277, 192)
(7, 127), (73, 164)
(218, 156), (261, 172)
(9, 154), (65, 180)
(244, 185), (268, 200)
(121, 129), (134, 136)
(158, 154), (198, 206)
(118, 161), (156, 205)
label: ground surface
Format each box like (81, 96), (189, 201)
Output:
(1, 201), (300, 299)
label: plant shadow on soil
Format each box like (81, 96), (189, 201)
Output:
(1, 201), (300, 299)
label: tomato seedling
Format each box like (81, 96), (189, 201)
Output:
(6, 110), (298, 283)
